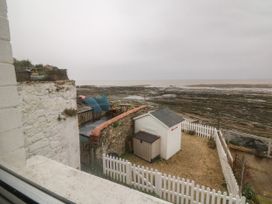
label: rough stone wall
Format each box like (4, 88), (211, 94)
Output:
(18, 81), (80, 169)
(0, 0), (26, 167)
(95, 108), (148, 159)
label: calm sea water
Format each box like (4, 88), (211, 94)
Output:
(76, 79), (272, 88)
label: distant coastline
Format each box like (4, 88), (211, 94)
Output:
(76, 79), (272, 88)
(76, 80), (272, 93)
(77, 82), (272, 138)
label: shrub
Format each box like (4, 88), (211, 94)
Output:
(255, 149), (266, 158)
(242, 184), (258, 204)
(188, 130), (196, 135)
(113, 121), (123, 128)
(208, 137), (216, 149)
(63, 108), (77, 117)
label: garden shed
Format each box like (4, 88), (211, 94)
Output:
(133, 108), (184, 160)
(133, 131), (160, 162)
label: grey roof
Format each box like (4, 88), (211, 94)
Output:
(150, 108), (184, 127)
(134, 131), (160, 144)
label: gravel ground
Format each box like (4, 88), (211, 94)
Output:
(123, 133), (226, 191)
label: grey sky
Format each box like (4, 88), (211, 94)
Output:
(7, 0), (272, 81)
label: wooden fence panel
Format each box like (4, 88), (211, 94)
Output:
(181, 121), (240, 196)
(214, 131), (239, 195)
(102, 119), (246, 204)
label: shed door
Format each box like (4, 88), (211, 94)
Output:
(133, 139), (151, 162)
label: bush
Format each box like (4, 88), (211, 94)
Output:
(63, 108), (77, 117)
(188, 130), (196, 135)
(113, 121), (123, 128)
(255, 149), (266, 158)
(208, 137), (216, 149)
(242, 184), (258, 204)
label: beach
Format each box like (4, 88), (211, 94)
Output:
(77, 80), (272, 138)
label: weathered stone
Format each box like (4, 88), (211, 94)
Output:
(94, 108), (148, 159)
(18, 81), (80, 169)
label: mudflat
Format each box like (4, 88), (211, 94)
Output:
(77, 84), (272, 138)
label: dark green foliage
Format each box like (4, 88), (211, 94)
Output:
(242, 184), (258, 204)
(188, 130), (196, 135)
(14, 59), (33, 71)
(35, 64), (44, 69)
(207, 137), (216, 149)
(255, 149), (266, 158)
(13, 58), (69, 81)
(63, 108), (77, 117)
(113, 121), (123, 128)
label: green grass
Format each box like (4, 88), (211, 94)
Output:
(257, 195), (272, 204)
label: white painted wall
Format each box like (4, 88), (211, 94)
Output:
(166, 123), (182, 160)
(134, 115), (169, 159)
(135, 115), (182, 160)
(0, 0), (26, 167)
(0, 1), (169, 202)
(0, 0), (80, 169)
(18, 81), (80, 169)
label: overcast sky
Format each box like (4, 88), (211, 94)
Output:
(7, 0), (272, 81)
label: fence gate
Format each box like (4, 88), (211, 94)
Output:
(131, 164), (156, 193)
(102, 120), (248, 204)
(102, 154), (246, 204)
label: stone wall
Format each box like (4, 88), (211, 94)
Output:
(0, 0), (26, 167)
(18, 81), (80, 169)
(95, 108), (148, 159)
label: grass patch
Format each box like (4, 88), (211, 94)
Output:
(256, 195), (272, 204)
(112, 121), (123, 128)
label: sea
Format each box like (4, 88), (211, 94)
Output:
(76, 79), (272, 88)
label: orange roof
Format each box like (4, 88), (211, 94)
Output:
(90, 105), (147, 138)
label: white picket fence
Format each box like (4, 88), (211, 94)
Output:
(181, 121), (215, 139)
(103, 154), (246, 204)
(218, 131), (234, 164)
(181, 121), (239, 196)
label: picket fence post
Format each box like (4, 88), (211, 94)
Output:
(268, 141), (272, 158)
(126, 161), (132, 185)
(241, 196), (246, 204)
(190, 180), (195, 203)
(155, 170), (162, 197)
(102, 153), (106, 175)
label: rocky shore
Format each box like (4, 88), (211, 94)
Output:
(77, 84), (272, 138)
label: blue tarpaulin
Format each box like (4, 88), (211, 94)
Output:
(83, 97), (102, 113)
(95, 96), (110, 111)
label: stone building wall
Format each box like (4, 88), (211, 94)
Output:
(0, 0), (26, 167)
(18, 81), (80, 169)
(95, 108), (149, 159)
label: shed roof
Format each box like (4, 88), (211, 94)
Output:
(150, 108), (184, 128)
(134, 131), (160, 144)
